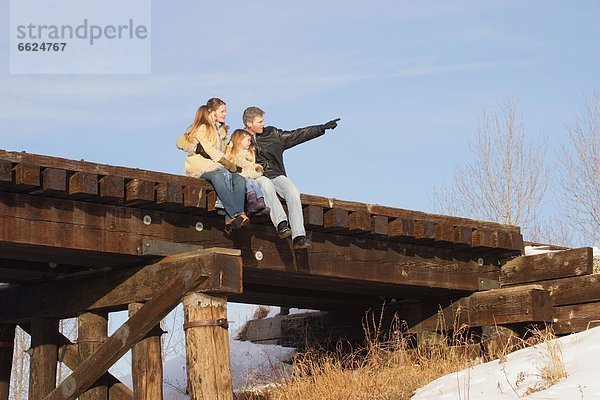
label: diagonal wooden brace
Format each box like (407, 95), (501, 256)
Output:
(43, 248), (242, 400)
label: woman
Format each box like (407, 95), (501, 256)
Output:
(226, 129), (270, 216)
(176, 102), (248, 235)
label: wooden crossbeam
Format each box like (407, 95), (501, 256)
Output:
(235, 228), (498, 292)
(0, 249), (242, 323)
(500, 247), (593, 286)
(407, 284), (552, 332)
(44, 248), (238, 400)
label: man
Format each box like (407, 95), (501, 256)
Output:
(242, 106), (339, 249)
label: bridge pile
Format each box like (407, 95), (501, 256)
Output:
(0, 148), (597, 399)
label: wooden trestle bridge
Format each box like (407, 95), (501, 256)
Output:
(0, 149), (597, 399)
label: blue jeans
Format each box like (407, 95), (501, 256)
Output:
(200, 168), (245, 220)
(257, 175), (305, 239)
(245, 178), (265, 198)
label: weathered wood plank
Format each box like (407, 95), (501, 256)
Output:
(553, 302), (600, 335)
(13, 163), (40, 191)
(348, 211), (371, 234)
(45, 250), (229, 400)
(454, 226), (473, 247)
(434, 222), (455, 243)
(472, 229), (494, 248)
(69, 171), (98, 199)
(388, 218), (415, 240)
(235, 228), (498, 292)
(125, 179), (155, 206)
(0, 160), (11, 187)
(40, 168), (67, 195)
(371, 215), (388, 237)
(0, 249), (242, 322)
(156, 182), (183, 208)
(99, 175), (125, 203)
(182, 185), (206, 211)
(323, 208), (348, 232)
(415, 220), (436, 241)
(500, 248), (593, 286)
(0, 324), (15, 400)
(0, 192), (230, 262)
(535, 273), (600, 306)
(409, 285), (552, 332)
(303, 205), (324, 230)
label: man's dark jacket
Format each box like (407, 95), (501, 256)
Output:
(253, 125), (325, 178)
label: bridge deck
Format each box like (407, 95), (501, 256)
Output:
(0, 149), (522, 311)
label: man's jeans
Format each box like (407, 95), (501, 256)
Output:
(201, 168), (245, 220)
(257, 175), (306, 239)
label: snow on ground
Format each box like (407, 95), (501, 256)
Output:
(412, 326), (600, 400)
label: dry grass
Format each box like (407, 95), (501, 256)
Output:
(237, 314), (567, 400)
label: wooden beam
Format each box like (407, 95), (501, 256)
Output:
(0, 249), (242, 322)
(0, 324), (15, 400)
(0, 191), (230, 262)
(0, 160), (11, 187)
(41, 168), (67, 195)
(13, 163), (40, 192)
(323, 208), (348, 232)
(408, 285), (552, 332)
(533, 273), (600, 306)
(183, 293), (232, 400)
(500, 247), (593, 286)
(156, 182), (183, 208)
(44, 249), (235, 400)
(129, 303), (163, 400)
(125, 179), (155, 206)
(235, 229), (498, 292)
(78, 312), (109, 400)
(30, 318), (59, 399)
(303, 205), (324, 230)
(348, 211), (371, 234)
(553, 302), (600, 335)
(69, 172), (98, 199)
(98, 176), (125, 203)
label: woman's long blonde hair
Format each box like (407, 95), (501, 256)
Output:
(184, 105), (214, 143)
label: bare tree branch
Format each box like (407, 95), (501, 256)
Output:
(433, 97), (549, 236)
(557, 93), (600, 246)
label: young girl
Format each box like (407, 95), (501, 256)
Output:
(226, 129), (270, 216)
(176, 104), (249, 235)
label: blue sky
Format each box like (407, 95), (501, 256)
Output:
(1, 0), (599, 217)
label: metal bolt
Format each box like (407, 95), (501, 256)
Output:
(195, 222), (204, 232)
(477, 258), (484, 266)
(143, 215), (152, 225)
(254, 251), (263, 261)
(49, 262), (58, 268)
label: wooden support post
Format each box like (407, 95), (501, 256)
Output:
(183, 293), (233, 400)
(29, 318), (59, 399)
(78, 312), (109, 400)
(0, 324), (15, 400)
(128, 303), (163, 400)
